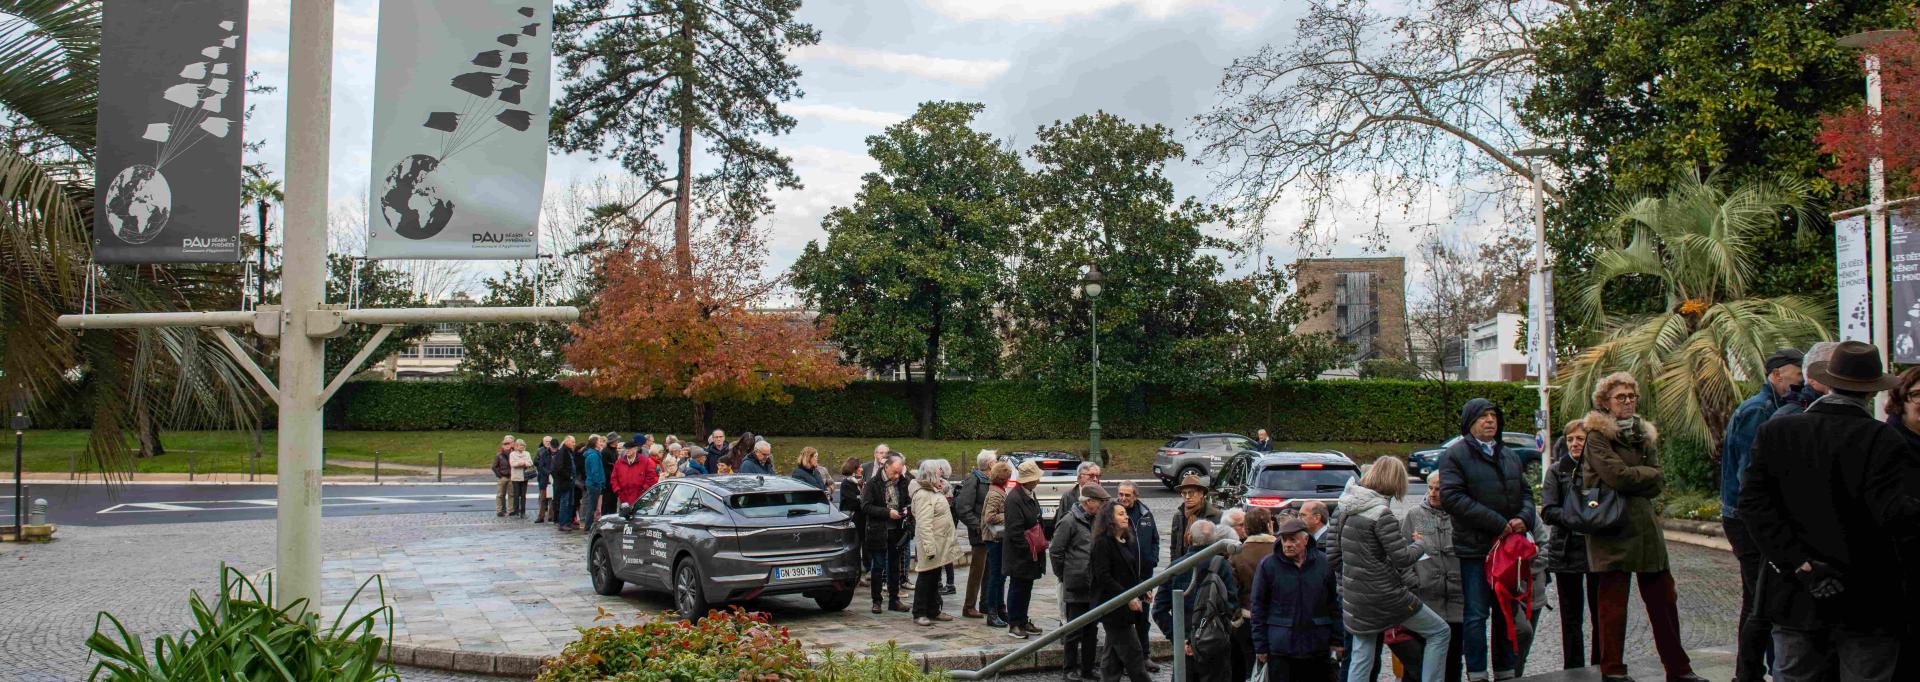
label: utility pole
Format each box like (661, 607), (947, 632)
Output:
(1837, 28), (1914, 418)
(1515, 146), (1559, 477)
(59, 0), (577, 611)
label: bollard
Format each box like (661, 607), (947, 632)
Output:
(68, 452), (75, 480)
(29, 498), (46, 525)
(374, 450), (381, 483)
(189, 450), (196, 481)
(437, 451), (443, 483)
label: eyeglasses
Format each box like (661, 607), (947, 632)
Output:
(1611, 393), (1640, 402)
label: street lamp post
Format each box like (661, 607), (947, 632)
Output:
(1515, 145), (1559, 477)
(1838, 28), (1912, 417)
(1080, 264), (1105, 466)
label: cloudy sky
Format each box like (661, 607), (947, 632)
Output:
(239, 0), (1487, 297)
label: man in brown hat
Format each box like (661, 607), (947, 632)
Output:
(1170, 472), (1220, 560)
(1739, 340), (1920, 682)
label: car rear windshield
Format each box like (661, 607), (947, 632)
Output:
(1162, 437), (1190, 448)
(1254, 466), (1357, 492)
(730, 490), (832, 518)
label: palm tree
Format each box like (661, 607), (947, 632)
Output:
(1558, 171), (1831, 454)
(1, 1), (262, 471)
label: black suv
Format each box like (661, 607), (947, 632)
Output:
(1208, 450), (1359, 516)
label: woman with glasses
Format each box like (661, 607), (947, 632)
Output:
(1582, 372), (1703, 682)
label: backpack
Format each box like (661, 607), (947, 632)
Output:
(1186, 557), (1235, 658)
(1484, 531), (1538, 653)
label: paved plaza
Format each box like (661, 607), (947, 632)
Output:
(1, 492), (1742, 681)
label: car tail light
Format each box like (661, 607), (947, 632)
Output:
(1298, 463), (1324, 469)
(1163, 450), (1185, 456)
(1246, 497), (1287, 508)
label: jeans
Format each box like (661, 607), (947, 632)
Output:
(983, 541), (1006, 614)
(1723, 516), (1772, 681)
(1350, 604), (1450, 682)
(1594, 570), (1691, 678)
(1394, 622), (1463, 682)
(1063, 601), (1096, 674)
(1459, 560), (1514, 676)
(1552, 572), (1599, 671)
(870, 547), (902, 606)
(582, 486), (605, 525)
(1007, 576), (1035, 627)
(1772, 626), (1899, 682)
(554, 486), (577, 527)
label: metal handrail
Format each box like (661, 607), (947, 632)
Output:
(948, 537), (1241, 680)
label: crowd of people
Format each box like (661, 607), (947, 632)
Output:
(474, 340), (1920, 682)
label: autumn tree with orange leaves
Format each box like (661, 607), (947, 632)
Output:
(562, 213), (856, 435)
(1818, 21), (1920, 200)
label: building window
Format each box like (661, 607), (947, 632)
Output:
(1333, 272), (1377, 358)
(424, 345), (465, 359)
(399, 345), (420, 358)
(434, 323), (459, 334)
(1472, 336), (1497, 352)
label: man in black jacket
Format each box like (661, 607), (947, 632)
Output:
(954, 450), (993, 619)
(863, 454), (911, 613)
(1438, 397), (1534, 681)
(550, 436), (578, 531)
(1740, 341), (1920, 682)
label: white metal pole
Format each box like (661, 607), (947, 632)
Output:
(1532, 161), (1551, 475)
(277, 0), (334, 612)
(1868, 52), (1890, 418)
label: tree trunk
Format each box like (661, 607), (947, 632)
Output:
(670, 9), (695, 282)
(514, 384), (529, 433)
(692, 400), (708, 438)
(919, 307), (941, 440)
(135, 401), (165, 458)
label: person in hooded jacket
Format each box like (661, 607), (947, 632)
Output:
(1051, 484), (1108, 681)
(1406, 471), (1465, 682)
(1538, 421), (1599, 672)
(1253, 517), (1341, 682)
(1437, 398), (1533, 681)
(1329, 456), (1448, 682)
(1583, 372), (1702, 682)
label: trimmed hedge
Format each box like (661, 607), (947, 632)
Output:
(325, 378), (1540, 444)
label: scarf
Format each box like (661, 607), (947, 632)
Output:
(1812, 391), (1872, 415)
(1615, 416), (1645, 446)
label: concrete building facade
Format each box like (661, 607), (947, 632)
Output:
(1295, 257), (1409, 363)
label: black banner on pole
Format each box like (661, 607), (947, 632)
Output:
(93, 0), (248, 263)
(1891, 214), (1920, 363)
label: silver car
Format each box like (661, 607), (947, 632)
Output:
(1153, 432), (1259, 490)
(587, 475), (861, 620)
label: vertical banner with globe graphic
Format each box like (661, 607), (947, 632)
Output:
(93, 0), (247, 263)
(365, 0), (552, 260)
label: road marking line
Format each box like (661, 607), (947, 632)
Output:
(338, 496), (419, 504)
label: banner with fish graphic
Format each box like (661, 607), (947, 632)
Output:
(366, 0), (552, 260)
(94, 0), (247, 263)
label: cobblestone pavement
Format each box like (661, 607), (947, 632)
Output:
(0, 494), (1739, 682)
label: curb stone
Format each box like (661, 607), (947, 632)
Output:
(388, 634), (1176, 678)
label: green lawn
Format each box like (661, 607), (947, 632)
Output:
(13, 430), (1420, 476)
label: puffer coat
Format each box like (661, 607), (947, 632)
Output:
(1438, 398), (1537, 560)
(1536, 440), (1591, 574)
(1403, 500), (1464, 623)
(1048, 503), (1097, 602)
(1581, 411), (1669, 573)
(1326, 484), (1422, 634)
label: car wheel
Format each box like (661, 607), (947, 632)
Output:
(589, 540), (624, 596)
(813, 586), (856, 612)
(1177, 465), (1205, 485)
(673, 556), (709, 622)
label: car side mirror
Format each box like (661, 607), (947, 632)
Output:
(619, 503), (636, 518)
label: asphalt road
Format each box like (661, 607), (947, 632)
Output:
(5, 479), (1227, 527)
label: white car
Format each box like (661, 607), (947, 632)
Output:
(998, 450), (1083, 536)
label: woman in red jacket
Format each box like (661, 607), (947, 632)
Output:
(611, 442), (658, 506)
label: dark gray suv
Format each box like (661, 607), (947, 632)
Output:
(1153, 432), (1259, 490)
(1208, 450), (1359, 516)
(588, 475), (861, 620)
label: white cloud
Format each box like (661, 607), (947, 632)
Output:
(787, 103), (908, 128)
(794, 44), (1012, 86)
(919, 0), (1255, 23)
(764, 145), (875, 265)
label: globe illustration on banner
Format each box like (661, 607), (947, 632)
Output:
(103, 164), (173, 244)
(380, 153), (457, 240)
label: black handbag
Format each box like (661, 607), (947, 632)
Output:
(1560, 465), (1627, 535)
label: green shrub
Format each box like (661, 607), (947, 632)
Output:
(1660, 435), (1717, 494)
(1357, 359), (1425, 380)
(815, 642), (950, 681)
(86, 566), (396, 682)
(537, 608), (941, 681)
(1657, 488), (1722, 521)
(326, 378), (1540, 444)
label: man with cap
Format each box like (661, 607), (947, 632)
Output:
(1739, 341), (1920, 682)
(1170, 472), (1221, 560)
(1720, 347), (1803, 681)
(1251, 517), (1341, 682)
(1771, 343), (1839, 421)
(1050, 483), (1110, 681)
